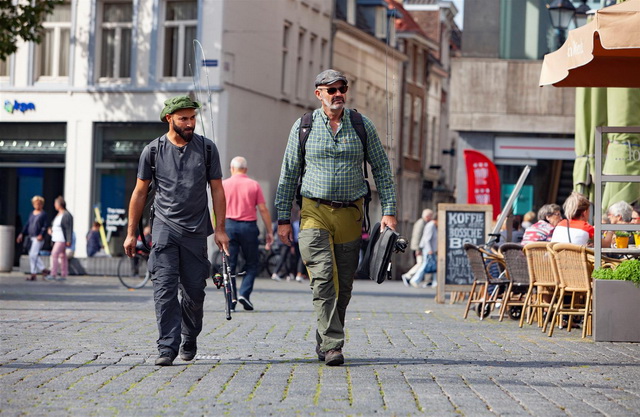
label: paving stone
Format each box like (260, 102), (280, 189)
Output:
(1, 272), (639, 416)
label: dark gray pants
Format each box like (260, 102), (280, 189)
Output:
(149, 222), (209, 356)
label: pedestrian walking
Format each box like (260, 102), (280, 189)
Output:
(275, 69), (397, 366)
(401, 209), (430, 286)
(45, 196), (73, 282)
(222, 156), (274, 311)
(408, 211), (437, 288)
(123, 95), (229, 367)
(16, 195), (49, 281)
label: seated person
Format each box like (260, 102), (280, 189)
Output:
(602, 200), (633, 248)
(521, 211), (536, 229)
(551, 192), (594, 245)
(631, 204), (640, 224)
(86, 222), (103, 257)
(498, 216), (524, 245)
(521, 204), (562, 244)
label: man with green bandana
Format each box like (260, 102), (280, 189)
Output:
(275, 70), (397, 366)
(124, 95), (229, 366)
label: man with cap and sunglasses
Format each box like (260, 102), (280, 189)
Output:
(275, 70), (397, 366)
(124, 95), (229, 366)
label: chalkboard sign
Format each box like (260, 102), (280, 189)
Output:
(436, 204), (492, 303)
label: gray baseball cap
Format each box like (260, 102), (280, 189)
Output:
(315, 69), (348, 87)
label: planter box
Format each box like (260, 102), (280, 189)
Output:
(594, 279), (640, 342)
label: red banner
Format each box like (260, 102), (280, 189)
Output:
(463, 149), (501, 219)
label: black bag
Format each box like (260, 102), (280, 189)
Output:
(355, 222), (406, 284)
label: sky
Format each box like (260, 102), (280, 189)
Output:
(451, 0), (464, 29)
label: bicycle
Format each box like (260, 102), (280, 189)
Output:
(211, 252), (237, 320)
(118, 249), (151, 289)
(212, 240), (280, 277)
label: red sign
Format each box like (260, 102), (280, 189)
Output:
(463, 150), (501, 219)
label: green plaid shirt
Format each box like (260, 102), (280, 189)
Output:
(275, 108), (396, 220)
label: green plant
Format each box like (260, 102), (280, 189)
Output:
(614, 259), (640, 285)
(592, 267), (616, 280)
(593, 259), (640, 286)
(614, 231), (630, 237)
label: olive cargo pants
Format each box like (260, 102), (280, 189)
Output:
(298, 197), (363, 352)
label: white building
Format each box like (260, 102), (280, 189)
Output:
(0, 0), (332, 259)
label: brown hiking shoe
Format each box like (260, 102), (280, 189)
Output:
(315, 344), (325, 361)
(324, 349), (344, 366)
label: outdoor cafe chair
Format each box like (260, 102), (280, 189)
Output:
(463, 243), (508, 320)
(547, 243), (594, 338)
(497, 243), (530, 322)
(521, 242), (559, 331)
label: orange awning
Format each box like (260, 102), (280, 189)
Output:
(539, 0), (640, 88)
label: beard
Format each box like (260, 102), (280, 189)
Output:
(322, 95), (345, 111)
(172, 120), (194, 142)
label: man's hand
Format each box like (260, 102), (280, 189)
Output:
(380, 215), (397, 231)
(278, 224), (293, 247)
(265, 231), (274, 251)
(123, 235), (137, 258)
(215, 230), (230, 255)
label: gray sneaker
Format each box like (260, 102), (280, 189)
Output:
(238, 296), (254, 311)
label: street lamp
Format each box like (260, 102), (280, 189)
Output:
(547, 0), (576, 49)
(574, 0), (591, 27)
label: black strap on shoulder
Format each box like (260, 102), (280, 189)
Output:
(138, 136), (162, 252)
(349, 109), (368, 179)
(298, 111), (314, 174)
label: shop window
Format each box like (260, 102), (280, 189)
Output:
(0, 123), (66, 163)
(161, 0), (197, 79)
(34, 2), (71, 82)
(94, 123), (166, 255)
(97, 1), (133, 82)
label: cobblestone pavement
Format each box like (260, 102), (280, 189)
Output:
(1, 271), (639, 416)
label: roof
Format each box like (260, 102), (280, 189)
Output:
(385, 0), (436, 44)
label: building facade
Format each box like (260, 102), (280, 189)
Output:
(1, 0), (331, 259)
(450, 0), (600, 216)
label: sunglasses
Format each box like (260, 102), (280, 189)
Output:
(318, 85), (348, 95)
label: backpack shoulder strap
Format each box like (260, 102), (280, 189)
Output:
(205, 141), (212, 181)
(349, 109), (368, 178)
(149, 136), (162, 184)
(298, 112), (313, 164)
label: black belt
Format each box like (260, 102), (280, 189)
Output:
(311, 198), (358, 209)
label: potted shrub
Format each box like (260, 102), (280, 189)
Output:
(614, 231), (631, 249)
(593, 259), (640, 342)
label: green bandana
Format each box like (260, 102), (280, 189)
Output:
(160, 95), (201, 122)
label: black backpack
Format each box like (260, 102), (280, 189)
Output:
(296, 110), (372, 231)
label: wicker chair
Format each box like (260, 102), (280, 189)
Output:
(547, 243), (594, 338)
(497, 243), (530, 321)
(463, 243), (508, 320)
(521, 242), (559, 331)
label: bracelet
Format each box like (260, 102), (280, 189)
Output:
(278, 219), (291, 225)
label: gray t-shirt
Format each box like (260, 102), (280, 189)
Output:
(137, 134), (222, 237)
